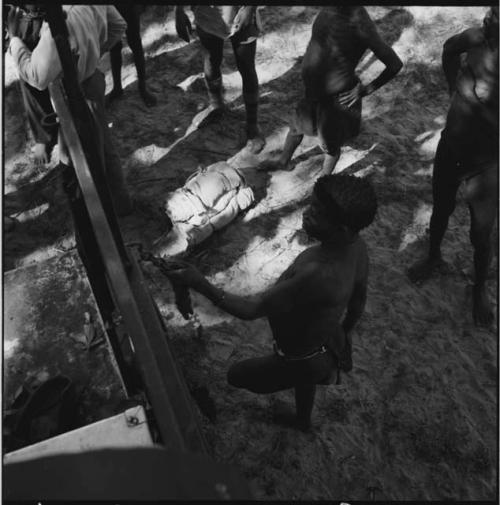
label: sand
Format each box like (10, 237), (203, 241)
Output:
(3, 6), (497, 500)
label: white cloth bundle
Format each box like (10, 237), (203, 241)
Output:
(164, 161), (254, 249)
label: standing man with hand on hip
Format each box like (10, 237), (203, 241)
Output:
(259, 6), (403, 174)
(408, 7), (499, 327)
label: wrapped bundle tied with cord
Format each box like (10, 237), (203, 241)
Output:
(154, 161), (254, 257)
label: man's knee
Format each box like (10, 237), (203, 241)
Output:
(227, 360), (270, 394)
(432, 193), (457, 218)
(227, 362), (247, 389)
(470, 223), (493, 250)
(319, 140), (340, 158)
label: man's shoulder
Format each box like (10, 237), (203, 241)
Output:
(462, 26), (485, 44)
(289, 247), (324, 274)
(448, 26), (485, 49)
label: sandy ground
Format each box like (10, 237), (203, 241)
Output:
(3, 6), (498, 500)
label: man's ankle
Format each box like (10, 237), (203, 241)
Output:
(246, 124), (260, 139)
(428, 251), (442, 262)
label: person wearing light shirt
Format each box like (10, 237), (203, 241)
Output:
(7, 4), (133, 216)
(175, 5), (265, 154)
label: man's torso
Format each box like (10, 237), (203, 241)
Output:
(268, 240), (366, 357)
(444, 32), (499, 165)
(302, 7), (371, 99)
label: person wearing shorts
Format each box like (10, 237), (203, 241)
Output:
(260, 6), (402, 174)
(163, 174), (378, 431)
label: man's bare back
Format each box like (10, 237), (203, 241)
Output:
(164, 174), (377, 430)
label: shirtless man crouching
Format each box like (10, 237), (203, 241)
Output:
(164, 174), (378, 431)
(259, 6), (402, 174)
(408, 7), (499, 327)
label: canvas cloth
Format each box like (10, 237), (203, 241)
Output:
(164, 161), (254, 246)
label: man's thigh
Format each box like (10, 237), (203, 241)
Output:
(463, 163), (498, 240)
(228, 354), (297, 393)
(291, 98), (317, 137)
(463, 162), (498, 204)
(228, 352), (334, 394)
(317, 98), (361, 154)
(196, 26), (224, 55)
(432, 136), (461, 205)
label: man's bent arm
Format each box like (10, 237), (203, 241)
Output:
(103, 5), (127, 54)
(342, 280), (367, 335)
(442, 28), (482, 94)
(357, 8), (403, 96)
(9, 25), (61, 90)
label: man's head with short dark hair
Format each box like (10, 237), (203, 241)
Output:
(312, 174), (378, 233)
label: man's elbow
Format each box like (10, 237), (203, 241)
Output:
(21, 74), (49, 91)
(19, 65), (52, 90)
(239, 299), (267, 321)
(31, 79), (50, 91)
(239, 305), (264, 321)
(389, 55), (403, 76)
(442, 36), (462, 61)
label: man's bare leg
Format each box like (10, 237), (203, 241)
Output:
(465, 169), (497, 326)
(272, 383), (315, 432)
(408, 141), (459, 282)
(295, 384), (316, 431)
(107, 41), (124, 105)
(323, 149), (341, 174)
(127, 13), (157, 107)
(258, 130), (303, 171)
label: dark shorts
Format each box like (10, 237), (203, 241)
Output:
(436, 131), (498, 183)
(290, 92), (362, 155)
(227, 349), (336, 395)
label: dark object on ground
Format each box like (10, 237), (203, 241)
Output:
(3, 375), (78, 452)
(3, 447), (253, 500)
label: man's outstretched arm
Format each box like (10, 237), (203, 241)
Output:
(166, 262), (320, 321)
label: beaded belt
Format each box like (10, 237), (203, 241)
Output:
(273, 342), (328, 361)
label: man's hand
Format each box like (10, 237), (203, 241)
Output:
(175, 7), (193, 43)
(162, 259), (205, 289)
(7, 5), (22, 40)
(230, 6), (254, 36)
(338, 82), (365, 108)
(32, 143), (49, 166)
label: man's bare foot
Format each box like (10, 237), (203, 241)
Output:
(407, 256), (448, 284)
(190, 103), (226, 130)
(140, 87), (157, 107)
(258, 158), (293, 172)
(106, 87), (124, 106)
(473, 285), (494, 327)
(244, 135), (266, 154)
(272, 402), (312, 432)
(32, 143), (49, 165)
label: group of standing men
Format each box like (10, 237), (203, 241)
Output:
(5, 5), (498, 431)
